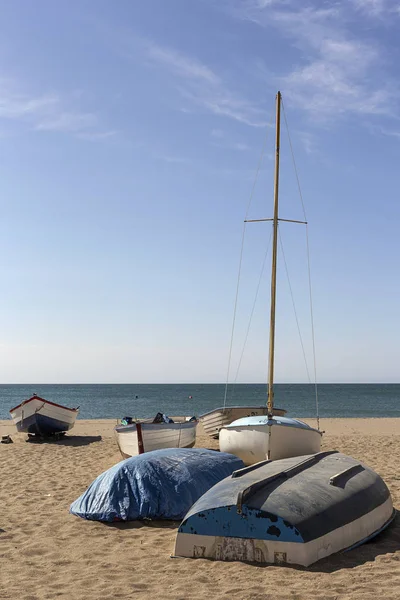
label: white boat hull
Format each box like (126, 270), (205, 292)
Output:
(199, 406), (286, 438)
(9, 396), (79, 436)
(115, 419), (198, 458)
(219, 418), (322, 465)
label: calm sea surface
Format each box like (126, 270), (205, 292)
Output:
(0, 384), (399, 420)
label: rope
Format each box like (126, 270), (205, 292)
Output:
(281, 98), (320, 429)
(305, 224), (320, 430)
(223, 116), (273, 410)
(231, 228), (273, 400)
(278, 229), (311, 383)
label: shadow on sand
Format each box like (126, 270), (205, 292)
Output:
(231, 509), (400, 573)
(103, 509), (400, 571)
(56, 435), (102, 446)
(26, 434), (102, 447)
(303, 509), (400, 573)
(105, 520), (180, 531)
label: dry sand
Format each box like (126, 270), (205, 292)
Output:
(0, 417), (399, 600)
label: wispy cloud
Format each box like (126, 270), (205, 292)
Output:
(144, 40), (267, 127)
(155, 153), (193, 165)
(223, 1), (400, 121)
(351, 0), (400, 18)
(35, 112), (97, 133)
(212, 139), (250, 151)
(110, 31), (267, 127)
(211, 128), (224, 138)
(76, 130), (118, 141)
(0, 78), (111, 139)
(145, 43), (219, 85)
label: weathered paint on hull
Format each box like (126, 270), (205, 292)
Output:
(174, 452), (395, 566)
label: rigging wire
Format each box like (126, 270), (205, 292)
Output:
(230, 228), (274, 402)
(223, 113), (273, 409)
(281, 97), (320, 429)
(278, 229), (311, 383)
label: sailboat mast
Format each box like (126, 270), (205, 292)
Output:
(267, 91), (281, 417)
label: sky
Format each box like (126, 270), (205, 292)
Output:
(1, 0), (400, 384)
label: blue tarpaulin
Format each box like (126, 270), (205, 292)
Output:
(70, 448), (244, 522)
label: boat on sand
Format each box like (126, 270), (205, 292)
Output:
(199, 405), (286, 439)
(174, 451), (395, 566)
(114, 413), (198, 458)
(9, 394), (79, 437)
(219, 91), (322, 464)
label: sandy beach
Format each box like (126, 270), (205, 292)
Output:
(0, 418), (399, 600)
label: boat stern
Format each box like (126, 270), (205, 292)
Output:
(174, 504), (305, 565)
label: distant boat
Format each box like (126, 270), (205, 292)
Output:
(9, 394), (79, 436)
(114, 414), (198, 458)
(199, 405), (286, 439)
(174, 451), (395, 566)
(219, 91), (322, 464)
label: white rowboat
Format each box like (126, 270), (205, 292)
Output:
(114, 417), (198, 458)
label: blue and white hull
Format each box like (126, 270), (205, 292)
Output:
(174, 451), (395, 566)
(219, 415), (322, 465)
(10, 395), (79, 436)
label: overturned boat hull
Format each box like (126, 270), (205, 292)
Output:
(219, 415), (322, 464)
(115, 419), (198, 458)
(9, 395), (79, 436)
(199, 406), (286, 438)
(174, 451), (394, 566)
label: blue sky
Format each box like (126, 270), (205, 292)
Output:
(1, 0), (400, 383)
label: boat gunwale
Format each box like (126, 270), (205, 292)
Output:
(199, 406), (286, 418)
(220, 418), (322, 435)
(9, 395), (79, 414)
(115, 420), (198, 434)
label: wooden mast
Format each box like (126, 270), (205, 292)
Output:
(267, 91), (281, 418)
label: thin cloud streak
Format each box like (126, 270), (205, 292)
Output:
(0, 79), (111, 138)
(141, 39), (268, 127)
(223, 1), (400, 121)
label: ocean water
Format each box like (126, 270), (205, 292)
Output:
(1, 383), (399, 420)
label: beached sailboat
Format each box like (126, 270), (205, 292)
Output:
(219, 92), (322, 464)
(114, 414), (198, 458)
(174, 451), (395, 566)
(199, 405), (286, 439)
(9, 394), (79, 437)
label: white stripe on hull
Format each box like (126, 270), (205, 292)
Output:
(115, 421), (198, 458)
(10, 399), (78, 430)
(219, 423), (321, 465)
(174, 496), (394, 567)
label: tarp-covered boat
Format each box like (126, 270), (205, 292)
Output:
(70, 448), (244, 522)
(9, 394), (79, 436)
(174, 451), (395, 566)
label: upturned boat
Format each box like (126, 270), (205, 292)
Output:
(174, 451), (395, 566)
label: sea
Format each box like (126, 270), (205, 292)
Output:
(0, 383), (399, 420)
